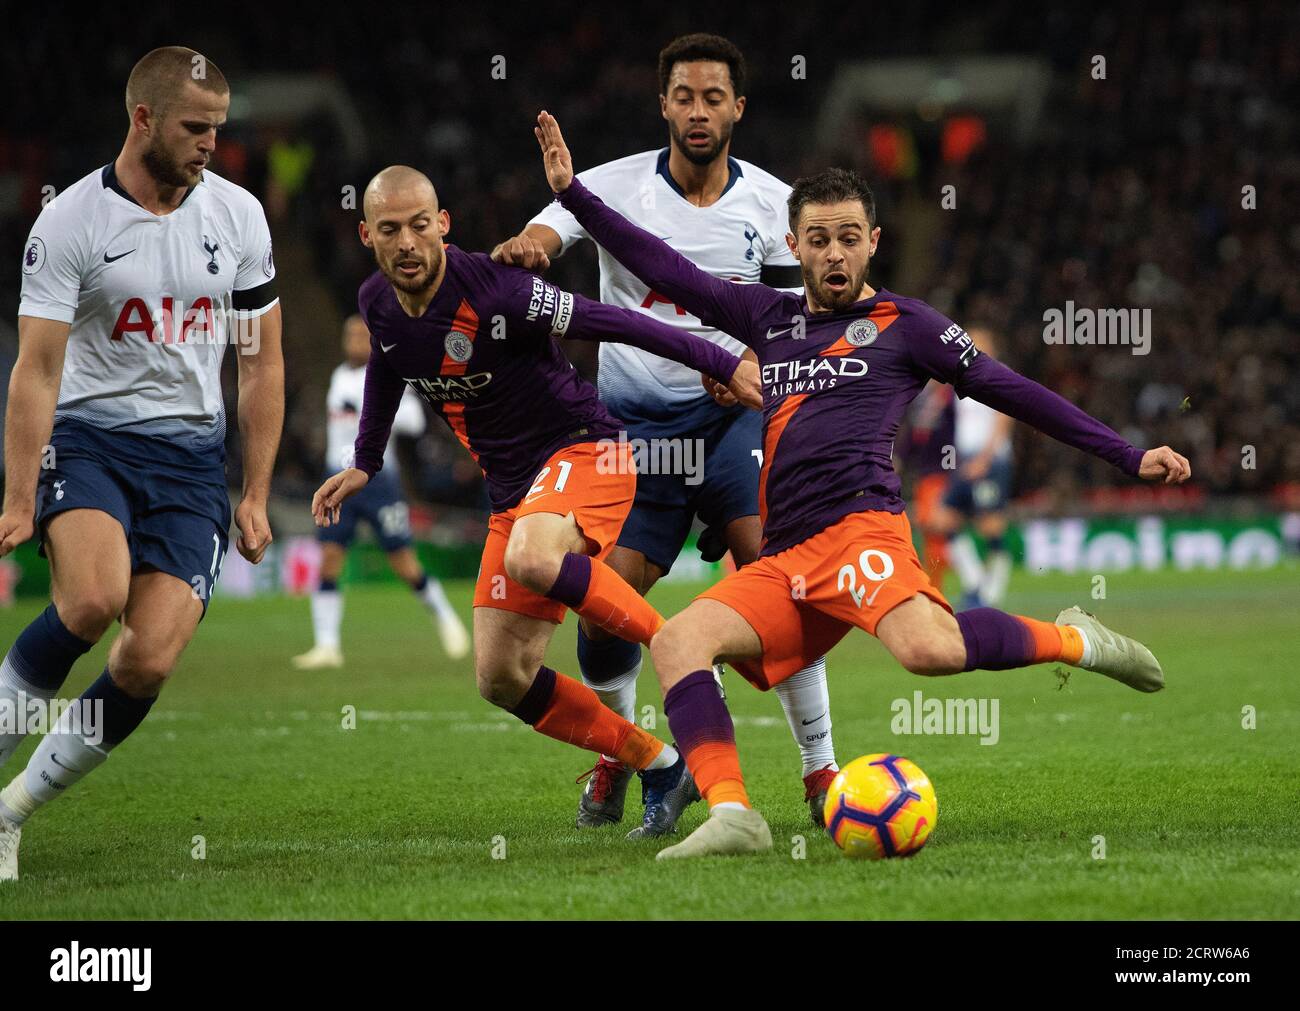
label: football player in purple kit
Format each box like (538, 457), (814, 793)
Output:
(529, 111), (1191, 858)
(493, 34), (841, 836)
(312, 166), (760, 819)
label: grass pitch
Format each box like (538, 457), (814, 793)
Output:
(1, 565), (1297, 919)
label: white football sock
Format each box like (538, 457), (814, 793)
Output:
(646, 742), (678, 770)
(0, 663), (55, 771)
(775, 656), (837, 777)
(948, 533), (985, 594)
(581, 652), (641, 762)
(0, 705), (109, 827)
(310, 589), (343, 651)
(585, 661), (639, 723)
(712, 801), (746, 812)
(419, 576), (455, 620)
(981, 551), (1012, 606)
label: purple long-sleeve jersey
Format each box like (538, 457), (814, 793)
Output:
(557, 178), (1146, 557)
(353, 244), (743, 512)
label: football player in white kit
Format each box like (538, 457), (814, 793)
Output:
(292, 314), (470, 669)
(0, 47), (284, 880)
(930, 326), (1015, 608)
(493, 34), (839, 836)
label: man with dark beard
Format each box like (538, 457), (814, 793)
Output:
(0, 47), (283, 879)
(493, 33), (841, 839)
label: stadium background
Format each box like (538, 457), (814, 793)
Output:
(1, 1), (1297, 593)
(0, 2), (1298, 926)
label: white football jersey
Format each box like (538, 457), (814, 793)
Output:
(325, 363), (425, 472)
(955, 395), (1012, 461)
(529, 149), (801, 417)
(18, 163), (278, 455)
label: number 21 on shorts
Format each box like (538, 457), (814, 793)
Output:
(526, 459), (573, 501)
(838, 549), (894, 608)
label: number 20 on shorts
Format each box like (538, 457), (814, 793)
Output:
(838, 549), (895, 608)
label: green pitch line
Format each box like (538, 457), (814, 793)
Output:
(0, 566), (1297, 919)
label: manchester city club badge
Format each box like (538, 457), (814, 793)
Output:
(444, 331), (473, 362)
(845, 318), (879, 346)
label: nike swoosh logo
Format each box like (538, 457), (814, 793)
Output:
(103, 249), (135, 263)
(801, 712), (827, 726)
(765, 326), (793, 340)
(49, 753), (77, 772)
(863, 584), (885, 607)
(380, 342), (397, 352)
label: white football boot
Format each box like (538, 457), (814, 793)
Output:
(291, 645), (344, 670)
(435, 610), (471, 660)
(1056, 606), (1164, 693)
(0, 813), (20, 882)
(655, 805), (772, 860)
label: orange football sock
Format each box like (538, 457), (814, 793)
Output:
(567, 555), (663, 645)
(1054, 622), (1086, 665)
(957, 608), (1087, 670)
(523, 667), (665, 769)
(1019, 615), (1085, 664)
(686, 741), (751, 807)
(546, 552), (664, 645)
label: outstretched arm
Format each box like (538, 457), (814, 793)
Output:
(572, 293), (759, 408)
(535, 111), (775, 344)
(907, 317), (1189, 483)
(959, 355), (1190, 483)
(503, 269), (760, 408)
(352, 341), (408, 479)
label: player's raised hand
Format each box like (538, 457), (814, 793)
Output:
(1138, 446), (1192, 484)
(0, 511), (35, 557)
(535, 111), (574, 193)
(312, 468), (369, 528)
(234, 497), (274, 564)
(724, 358), (763, 410)
(491, 234), (551, 271)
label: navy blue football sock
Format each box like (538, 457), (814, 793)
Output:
(81, 668), (158, 749)
(0, 604), (95, 696)
(574, 622), (642, 733)
(576, 623), (642, 687)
